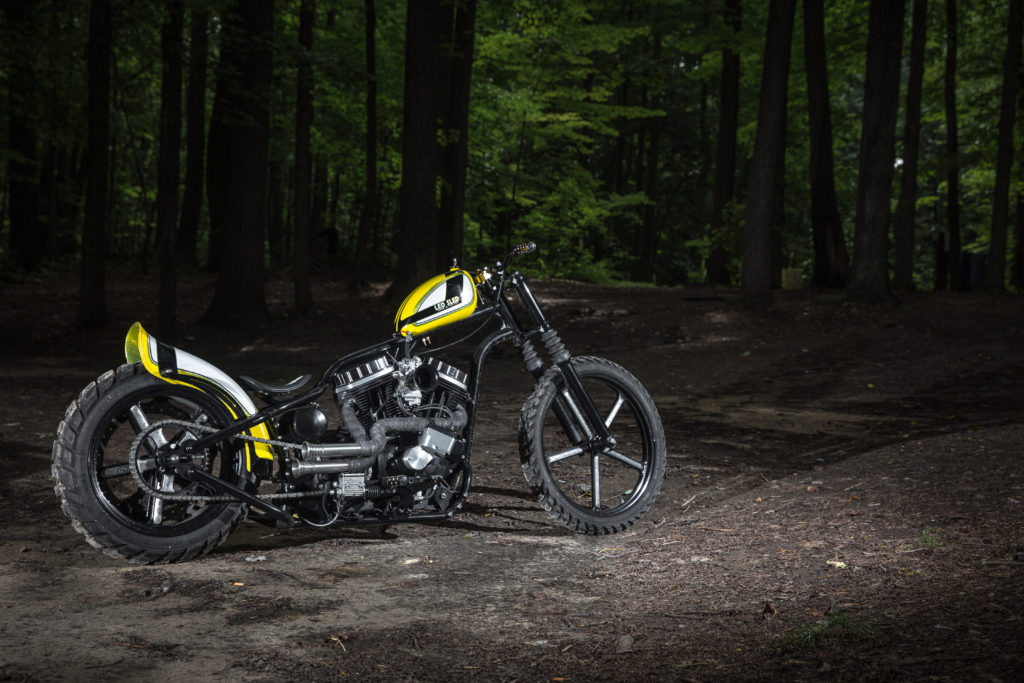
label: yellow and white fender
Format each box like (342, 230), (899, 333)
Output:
(124, 322), (275, 473)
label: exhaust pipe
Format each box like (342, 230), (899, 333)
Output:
(288, 401), (468, 478)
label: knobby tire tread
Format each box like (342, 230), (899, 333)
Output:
(519, 356), (666, 536)
(51, 363), (246, 564)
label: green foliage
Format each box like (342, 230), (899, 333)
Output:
(467, 0), (667, 280)
(919, 526), (944, 548)
(1, 0), (1019, 289)
(786, 608), (877, 650)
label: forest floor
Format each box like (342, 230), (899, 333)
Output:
(1, 268), (1023, 682)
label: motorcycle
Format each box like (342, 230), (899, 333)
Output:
(51, 243), (666, 563)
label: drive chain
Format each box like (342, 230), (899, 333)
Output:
(128, 419), (332, 503)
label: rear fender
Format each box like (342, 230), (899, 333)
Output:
(124, 322), (275, 472)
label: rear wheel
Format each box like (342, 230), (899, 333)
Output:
(51, 363), (249, 563)
(519, 357), (665, 534)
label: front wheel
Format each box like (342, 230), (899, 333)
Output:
(519, 356), (666, 534)
(51, 363), (250, 563)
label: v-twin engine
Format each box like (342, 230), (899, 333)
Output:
(279, 354), (473, 526)
(334, 354), (470, 427)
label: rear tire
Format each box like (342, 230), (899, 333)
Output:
(519, 356), (666, 534)
(51, 363), (249, 563)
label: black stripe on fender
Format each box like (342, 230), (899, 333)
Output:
(157, 341), (178, 378)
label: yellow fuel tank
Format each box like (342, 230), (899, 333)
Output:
(394, 268), (478, 337)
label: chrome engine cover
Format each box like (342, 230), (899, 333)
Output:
(333, 355), (469, 431)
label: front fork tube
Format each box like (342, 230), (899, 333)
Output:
(555, 360), (613, 446)
(518, 341), (612, 450)
(510, 274), (612, 448)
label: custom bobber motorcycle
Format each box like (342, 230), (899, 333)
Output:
(51, 243), (665, 563)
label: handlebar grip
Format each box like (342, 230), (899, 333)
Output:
(512, 242), (537, 256)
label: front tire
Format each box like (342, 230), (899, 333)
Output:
(51, 363), (249, 563)
(519, 356), (666, 534)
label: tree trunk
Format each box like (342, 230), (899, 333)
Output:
(178, 9), (208, 267)
(78, 0), (111, 327)
(266, 134), (286, 270)
(206, 68), (227, 270)
(436, 0), (477, 271)
(1015, 56), (1024, 292)
(5, 0), (41, 272)
(636, 115), (661, 283)
(293, 0), (316, 316)
(893, 0), (927, 291)
(940, 0), (960, 291)
(354, 0), (377, 289)
(740, 0), (796, 307)
(327, 166), (341, 258)
(707, 0), (741, 286)
(393, 0), (444, 297)
(983, 0), (1023, 291)
(770, 108), (787, 290)
(803, 0), (848, 288)
(846, 0), (905, 303)
(696, 73), (710, 280)
(312, 157), (328, 246)
(1012, 191), (1023, 290)
(202, 0), (274, 327)
(157, 0), (184, 342)
(635, 21), (662, 284)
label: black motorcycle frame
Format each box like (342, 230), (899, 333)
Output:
(173, 256), (612, 527)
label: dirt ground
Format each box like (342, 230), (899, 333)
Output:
(1, 268), (1023, 682)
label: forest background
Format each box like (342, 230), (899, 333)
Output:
(1, 0), (1022, 338)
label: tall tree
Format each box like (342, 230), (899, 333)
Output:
(4, 0), (42, 271)
(938, 0), (960, 290)
(178, 8), (209, 266)
(1013, 191), (1023, 291)
(740, 0), (796, 306)
(78, 0), (112, 327)
(393, 0), (444, 296)
(203, 0), (274, 326)
(156, 0), (184, 341)
(436, 0), (477, 271)
(846, 0), (905, 302)
(707, 0), (741, 286)
(1015, 79), (1024, 291)
(984, 0), (1023, 291)
(893, 0), (927, 291)
(803, 0), (848, 288)
(353, 0), (377, 289)
(293, 0), (316, 315)
(634, 18), (662, 284)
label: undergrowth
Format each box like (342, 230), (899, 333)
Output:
(786, 608), (877, 650)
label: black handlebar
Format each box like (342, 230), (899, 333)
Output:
(484, 241), (537, 286)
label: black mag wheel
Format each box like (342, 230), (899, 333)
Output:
(51, 363), (250, 563)
(519, 356), (666, 534)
